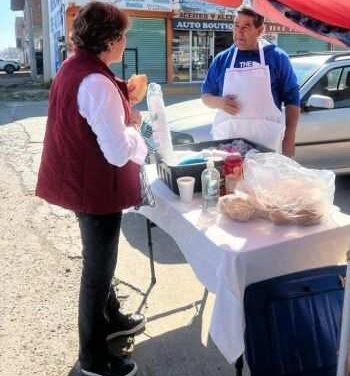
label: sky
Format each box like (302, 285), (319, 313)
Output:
(0, 0), (23, 50)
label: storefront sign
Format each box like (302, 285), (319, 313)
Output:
(173, 0), (232, 14)
(173, 18), (233, 31)
(176, 11), (234, 20)
(265, 22), (297, 33)
(113, 0), (172, 11)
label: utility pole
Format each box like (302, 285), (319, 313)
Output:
(41, 0), (52, 82)
(26, 0), (38, 80)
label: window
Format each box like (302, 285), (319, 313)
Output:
(173, 31), (190, 82)
(192, 31), (213, 81)
(172, 30), (214, 82)
(305, 66), (350, 109)
(339, 66), (350, 90)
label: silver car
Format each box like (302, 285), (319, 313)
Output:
(168, 52), (350, 173)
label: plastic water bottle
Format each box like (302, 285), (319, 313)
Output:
(147, 83), (173, 161)
(201, 159), (220, 211)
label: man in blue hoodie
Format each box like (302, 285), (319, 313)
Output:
(202, 5), (300, 156)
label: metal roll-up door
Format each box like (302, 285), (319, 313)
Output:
(333, 45), (349, 51)
(111, 18), (166, 83)
(278, 34), (329, 54)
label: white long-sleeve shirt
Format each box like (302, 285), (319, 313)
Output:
(77, 73), (147, 166)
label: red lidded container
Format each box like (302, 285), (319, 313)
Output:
(223, 153), (243, 194)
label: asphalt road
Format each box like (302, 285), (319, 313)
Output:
(0, 99), (349, 376)
(1, 99), (349, 214)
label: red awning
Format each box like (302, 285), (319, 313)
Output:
(278, 0), (350, 29)
(207, 0), (350, 46)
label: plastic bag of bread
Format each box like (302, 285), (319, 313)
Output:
(219, 193), (256, 222)
(127, 74), (148, 104)
(238, 152), (335, 226)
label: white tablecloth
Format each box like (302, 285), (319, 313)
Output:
(137, 165), (350, 363)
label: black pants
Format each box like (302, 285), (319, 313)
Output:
(76, 212), (123, 371)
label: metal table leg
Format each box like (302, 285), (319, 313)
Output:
(198, 288), (209, 317)
(235, 354), (244, 376)
(146, 218), (156, 284)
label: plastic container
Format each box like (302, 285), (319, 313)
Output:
(156, 138), (270, 195)
(223, 153), (243, 194)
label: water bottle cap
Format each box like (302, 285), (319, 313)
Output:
(148, 82), (162, 95)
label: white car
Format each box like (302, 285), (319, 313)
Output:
(0, 58), (21, 74)
(168, 52), (350, 173)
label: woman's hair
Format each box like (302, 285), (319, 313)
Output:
(72, 1), (128, 55)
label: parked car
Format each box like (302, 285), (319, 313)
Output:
(167, 52), (350, 174)
(0, 58), (21, 74)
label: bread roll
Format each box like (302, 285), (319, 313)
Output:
(127, 74), (148, 104)
(219, 194), (256, 222)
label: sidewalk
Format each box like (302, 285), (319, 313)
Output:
(0, 100), (245, 376)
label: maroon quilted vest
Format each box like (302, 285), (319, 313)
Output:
(36, 49), (142, 214)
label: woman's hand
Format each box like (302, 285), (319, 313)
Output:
(129, 108), (142, 130)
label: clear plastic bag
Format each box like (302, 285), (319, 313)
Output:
(237, 152), (335, 225)
(134, 165), (156, 210)
(147, 83), (173, 161)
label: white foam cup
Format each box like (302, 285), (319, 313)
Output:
(177, 176), (195, 203)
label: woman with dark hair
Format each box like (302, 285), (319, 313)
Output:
(36, 2), (146, 376)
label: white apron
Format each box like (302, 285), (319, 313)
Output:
(212, 42), (285, 152)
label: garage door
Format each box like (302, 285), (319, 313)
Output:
(111, 18), (167, 83)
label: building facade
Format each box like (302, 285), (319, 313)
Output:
(15, 16), (25, 63)
(171, 3), (234, 82)
(55, 0), (345, 82)
(11, 0), (43, 70)
(48, 0), (66, 74)
(65, 0), (173, 82)
(30, 0), (43, 51)
(64, 0), (234, 83)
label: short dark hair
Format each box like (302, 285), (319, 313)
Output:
(72, 1), (128, 55)
(236, 5), (264, 28)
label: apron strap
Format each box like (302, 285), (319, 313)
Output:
(230, 41), (266, 68)
(230, 47), (238, 69)
(258, 40), (265, 66)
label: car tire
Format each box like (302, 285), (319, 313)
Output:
(5, 65), (15, 74)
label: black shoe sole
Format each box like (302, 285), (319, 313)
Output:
(81, 362), (138, 376)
